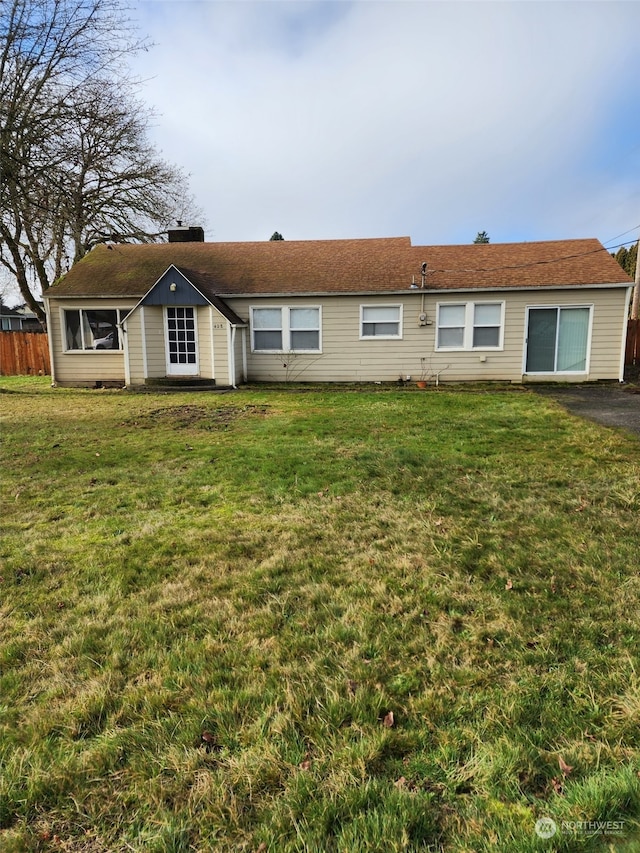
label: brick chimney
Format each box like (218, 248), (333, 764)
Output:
(168, 222), (205, 243)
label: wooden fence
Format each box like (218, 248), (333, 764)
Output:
(627, 319), (640, 367)
(0, 332), (51, 376)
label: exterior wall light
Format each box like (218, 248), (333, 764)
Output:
(169, 283), (177, 292)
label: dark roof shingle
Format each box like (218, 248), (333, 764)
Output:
(46, 236), (631, 299)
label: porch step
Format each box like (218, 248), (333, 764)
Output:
(129, 377), (231, 393)
(144, 377), (217, 388)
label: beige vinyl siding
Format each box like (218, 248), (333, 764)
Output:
(142, 306), (166, 378)
(211, 320), (230, 385)
(196, 308), (212, 378)
(48, 298), (136, 386)
(125, 308), (144, 383)
(231, 324), (244, 385)
(226, 288), (628, 384)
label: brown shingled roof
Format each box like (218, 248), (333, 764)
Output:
(46, 236), (631, 299)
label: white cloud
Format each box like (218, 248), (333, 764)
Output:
(133, 0), (640, 247)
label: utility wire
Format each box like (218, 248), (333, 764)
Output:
(425, 239), (636, 276)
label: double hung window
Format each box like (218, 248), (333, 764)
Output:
(360, 305), (402, 339)
(436, 302), (504, 350)
(251, 307), (321, 352)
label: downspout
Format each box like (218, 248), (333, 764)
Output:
(228, 324), (237, 389)
(620, 285), (633, 382)
(241, 327), (248, 382)
(117, 314), (131, 387)
(44, 298), (57, 386)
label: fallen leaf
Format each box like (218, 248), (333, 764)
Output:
(255, 844), (267, 853)
(346, 679), (358, 695)
(200, 731), (221, 752)
(551, 777), (564, 795)
(383, 711), (395, 728)
(394, 776), (407, 789)
(558, 756), (573, 776)
(299, 759), (312, 771)
(505, 578), (513, 590)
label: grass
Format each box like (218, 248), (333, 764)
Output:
(1, 376), (640, 852)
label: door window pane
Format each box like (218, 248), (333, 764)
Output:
(526, 308), (558, 372)
(557, 308), (589, 372)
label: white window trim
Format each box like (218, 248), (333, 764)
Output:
(250, 306), (322, 354)
(359, 304), (403, 340)
(61, 307), (125, 352)
(436, 301), (505, 351)
(523, 304), (593, 375)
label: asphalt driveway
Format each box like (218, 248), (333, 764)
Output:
(532, 383), (640, 439)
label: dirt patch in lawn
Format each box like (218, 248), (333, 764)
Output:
(123, 403), (270, 431)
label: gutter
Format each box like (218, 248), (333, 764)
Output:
(217, 282), (632, 299)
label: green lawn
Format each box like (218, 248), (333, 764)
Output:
(1, 377), (640, 852)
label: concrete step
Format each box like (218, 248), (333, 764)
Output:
(127, 377), (233, 393)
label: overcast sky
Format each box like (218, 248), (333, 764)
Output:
(130, 0), (640, 251)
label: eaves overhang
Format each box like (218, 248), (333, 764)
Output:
(218, 282), (632, 299)
(43, 292), (144, 300)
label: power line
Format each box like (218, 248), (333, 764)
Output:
(426, 240), (635, 276)
(603, 224), (640, 246)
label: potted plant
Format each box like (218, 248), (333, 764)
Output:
(416, 357), (429, 388)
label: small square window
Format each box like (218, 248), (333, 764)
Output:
(360, 305), (402, 338)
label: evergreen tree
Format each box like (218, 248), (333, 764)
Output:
(473, 231), (490, 244)
(269, 232), (284, 241)
(613, 244), (637, 278)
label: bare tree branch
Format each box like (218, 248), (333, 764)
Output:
(0, 0), (201, 325)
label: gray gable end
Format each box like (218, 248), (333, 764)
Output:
(141, 267), (211, 307)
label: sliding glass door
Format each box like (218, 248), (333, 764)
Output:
(526, 307), (590, 374)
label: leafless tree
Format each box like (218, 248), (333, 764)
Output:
(0, 0), (200, 325)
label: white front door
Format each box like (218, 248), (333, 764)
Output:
(166, 306), (199, 376)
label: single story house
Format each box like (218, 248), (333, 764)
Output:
(43, 230), (634, 388)
(0, 301), (43, 332)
